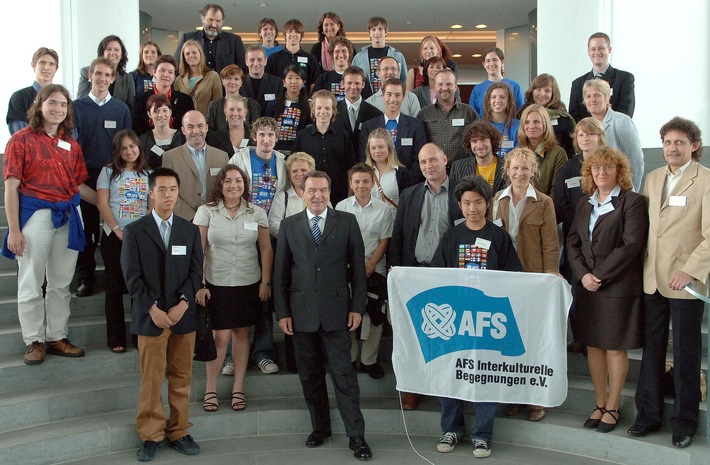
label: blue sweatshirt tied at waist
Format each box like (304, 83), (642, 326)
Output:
(1, 193), (85, 260)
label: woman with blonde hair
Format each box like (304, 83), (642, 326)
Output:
(174, 40), (222, 115)
(364, 128), (413, 215)
(517, 104), (567, 196)
(406, 35), (458, 91)
(566, 147), (647, 432)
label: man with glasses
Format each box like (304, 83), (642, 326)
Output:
(569, 32), (635, 121)
(162, 110), (229, 221)
(365, 57), (420, 117)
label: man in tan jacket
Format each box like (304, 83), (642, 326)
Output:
(629, 117), (709, 449)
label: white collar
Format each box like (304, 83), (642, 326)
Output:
(499, 183), (537, 201)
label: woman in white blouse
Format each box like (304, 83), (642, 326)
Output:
(364, 128), (413, 220)
(268, 152), (316, 238)
(194, 165), (273, 412)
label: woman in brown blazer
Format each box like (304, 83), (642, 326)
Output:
(490, 147), (559, 421)
(566, 147), (648, 433)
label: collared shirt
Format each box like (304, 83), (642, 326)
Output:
(186, 143), (207, 199)
(88, 91), (112, 107)
(588, 184), (621, 240)
(346, 97), (363, 114)
(417, 101), (478, 162)
(201, 31), (220, 71)
(336, 195), (393, 275)
(498, 183), (537, 250)
(662, 159), (693, 205)
(415, 177), (451, 264)
(365, 90), (421, 117)
(306, 207), (328, 235)
(151, 209), (174, 246)
(592, 65), (610, 78)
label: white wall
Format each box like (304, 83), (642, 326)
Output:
(538, 0), (710, 148)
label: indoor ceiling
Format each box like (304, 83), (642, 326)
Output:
(139, 0), (537, 66)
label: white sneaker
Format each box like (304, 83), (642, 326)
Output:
(437, 432), (459, 453)
(222, 360), (234, 376)
(473, 439), (491, 458)
(256, 358), (279, 374)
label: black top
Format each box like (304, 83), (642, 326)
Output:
(6, 85), (37, 128)
(265, 48), (321, 88)
(432, 221), (523, 272)
(139, 130), (186, 169)
(569, 65), (635, 122)
(553, 154), (584, 240)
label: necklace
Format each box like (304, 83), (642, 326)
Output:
(225, 203), (240, 211)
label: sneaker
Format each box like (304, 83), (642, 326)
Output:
(437, 432), (459, 453)
(24, 341), (45, 365)
(136, 440), (160, 461)
(222, 360), (234, 376)
(169, 434), (200, 455)
(46, 338), (85, 357)
(256, 358), (279, 374)
(473, 439), (491, 458)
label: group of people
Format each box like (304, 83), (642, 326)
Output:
(4, 3), (709, 462)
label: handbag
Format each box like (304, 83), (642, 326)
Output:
(193, 303), (217, 361)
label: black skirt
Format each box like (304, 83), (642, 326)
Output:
(206, 281), (260, 330)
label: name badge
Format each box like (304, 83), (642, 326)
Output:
(401, 137), (413, 146)
(475, 237), (492, 250)
(609, 88), (614, 96)
(209, 167), (221, 176)
(150, 145), (164, 156)
(240, 138), (249, 148)
(597, 203), (615, 215)
(501, 140), (514, 149)
(358, 123), (362, 130)
(669, 195), (687, 206)
(244, 222), (258, 231)
(493, 218), (503, 227)
(104, 120), (117, 129)
(172, 245), (186, 255)
(452, 118), (465, 127)
(265, 93), (276, 101)
(297, 56), (308, 64)
(57, 139), (71, 151)
(565, 176), (581, 188)
(551, 119), (559, 126)
(454, 218), (466, 226)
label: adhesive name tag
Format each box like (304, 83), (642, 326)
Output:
(151, 145), (164, 156)
(565, 176), (581, 188)
(104, 120), (117, 129)
(493, 218), (503, 227)
(501, 140), (514, 149)
(244, 222), (258, 231)
(597, 203), (615, 215)
(669, 196), (686, 207)
(57, 140), (71, 151)
(240, 139), (249, 148)
(265, 94), (276, 101)
(401, 138), (413, 146)
(172, 245), (187, 255)
(474, 237), (492, 250)
(297, 56), (308, 63)
(452, 119), (465, 127)
(209, 167), (221, 176)
(551, 119), (559, 126)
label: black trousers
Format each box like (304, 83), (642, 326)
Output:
(634, 291), (704, 436)
(100, 230), (128, 347)
(76, 170), (101, 285)
(293, 328), (365, 437)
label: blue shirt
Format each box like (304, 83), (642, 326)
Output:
(187, 143), (207, 199)
(588, 184), (621, 240)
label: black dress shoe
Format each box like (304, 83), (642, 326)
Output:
(75, 282), (94, 297)
(349, 436), (372, 460)
(627, 424), (660, 437)
(306, 430), (331, 448)
(136, 440), (160, 461)
(672, 434), (692, 448)
(362, 362), (385, 379)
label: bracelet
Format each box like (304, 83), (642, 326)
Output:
(112, 225), (120, 231)
(261, 281), (271, 286)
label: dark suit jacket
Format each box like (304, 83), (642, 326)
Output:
(566, 189), (648, 296)
(274, 208), (367, 332)
(132, 89), (195, 137)
(449, 155), (506, 195)
(389, 180), (463, 267)
(121, 214), (203, 336)
(359, 114), (427, 182)
(334, 99), (382, 156)
(569, 65), (635, 121)
(241, 74), (283, 116)
(174, 31), (246, 74)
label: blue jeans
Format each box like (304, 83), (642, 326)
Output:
(439, 397), (497, 442)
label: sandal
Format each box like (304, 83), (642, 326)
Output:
(597, 408), (619, 433)
(203, 392), (218, 412)
(231, 391), (246, 411)
(583, 405), (605, 429)
(111, 346), (126, 354)
(528, 408), (546, 422)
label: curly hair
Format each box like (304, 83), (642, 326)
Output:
(580, 146), (633, 194)
(660, 117), (703, 161)
(503, 147), (540, 184)
(207, 164), (252, 205)
(462, 121), (502, 156)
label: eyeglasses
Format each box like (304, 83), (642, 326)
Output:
(591, 164), (615, 173)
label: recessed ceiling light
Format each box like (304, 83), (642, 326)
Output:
(167, 34), (176, 38)
(222, 26), (233, 31)
(475, 24), (487, 29)
(472, 53), (482, 58)
(511, 32), (519, 36)
(450, 24), (463, 29)
(452, 53), (461, 58)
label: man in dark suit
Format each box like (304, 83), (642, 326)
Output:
(241, 45), (283, 116)
(173, 3), (246, 74)
(334, 66), (382, 156)
(121, 167), (203, 462)
(359, 79), (427, 182)
(569, 32), (635, 122)
(274, 171), (372, 461)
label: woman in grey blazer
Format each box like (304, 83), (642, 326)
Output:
(76, 35), (135, 110)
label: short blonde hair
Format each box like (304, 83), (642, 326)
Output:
(582, 79), (611, 106)
(503, 147), (540, 183)
(309, 90), (338, 121)
(285, 152), (316, 190)
(581, 146), (633, 194)
(573, 117), (606, 153)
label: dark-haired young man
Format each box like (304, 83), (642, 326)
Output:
(7, 47), (59, 135)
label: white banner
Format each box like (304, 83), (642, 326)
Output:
(388, 267), (572, 407)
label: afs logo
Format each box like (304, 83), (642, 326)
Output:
(406, 286), (525, 362)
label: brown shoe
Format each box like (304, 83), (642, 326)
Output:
(24, 341), (45, 365)
(401, 393), (420, 410)
(46, 338), (85, 358)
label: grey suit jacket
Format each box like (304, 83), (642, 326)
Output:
(274, 208), (367, 332)
(161, 143), (229, 220)
(121, 214), (203, 336)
